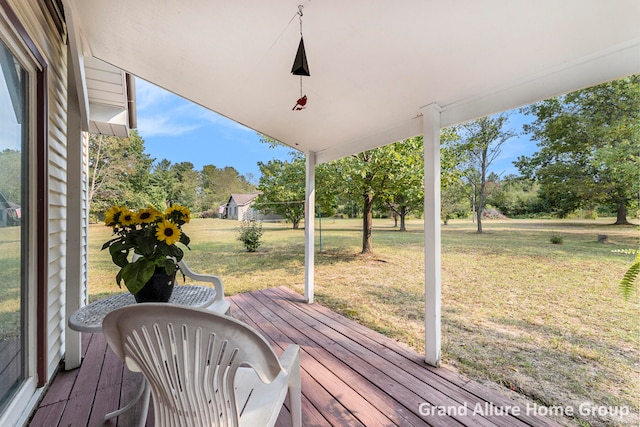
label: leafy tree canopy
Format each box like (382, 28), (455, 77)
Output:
(199, 165), (255, 212)
(89, 130), (154, 218)
(516, 75), (640, 224)
(450, 114), (515, 232)
(0, 149), (21, 203)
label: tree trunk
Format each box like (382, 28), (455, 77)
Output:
(614, 201), (630, 225)
(476, 190), (484, 234)
(362, 194), (374, 253)
(292, 219), (300, 229)
(476, 149), (487, 234)
(399, 205), (407, 231)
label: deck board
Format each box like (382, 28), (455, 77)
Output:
(28, 287), (563, 427)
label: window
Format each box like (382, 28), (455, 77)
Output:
(0, 34), (28, 414)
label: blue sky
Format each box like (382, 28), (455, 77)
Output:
(135, 78), (292, 182)
(135, 78), (538, 181)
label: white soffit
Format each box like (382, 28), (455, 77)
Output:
(84, 57), (130, 137)
(64, 0), (640, 162)
(66, 5), (131, 138)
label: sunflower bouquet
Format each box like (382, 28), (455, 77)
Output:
(102, 204), (191, 295)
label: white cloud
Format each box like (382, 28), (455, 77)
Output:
(136, 114), (201, 137)
(135, 78), (173, 111)
(135, 77), (253, 137)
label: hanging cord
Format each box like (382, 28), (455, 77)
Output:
(298, 5), (304, 36)
(298, 5), (304, 98)
(267, 1), (309, 50)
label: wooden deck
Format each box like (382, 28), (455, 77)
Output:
(28, 286), (562, 427)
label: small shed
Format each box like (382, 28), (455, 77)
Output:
(0, 192), (20, 227)
(224, 193), (260, 221)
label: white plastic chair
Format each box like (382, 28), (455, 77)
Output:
(102, 303), (302, 427)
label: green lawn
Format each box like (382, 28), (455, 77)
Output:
(89, 217), (640, 426)
(0, 226), (21, 340)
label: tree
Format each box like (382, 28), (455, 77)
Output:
(517, 75), (640, 224)
(330, 143), (415, 253)
(169, 162), (199, 208)
(149, 160), (199, 210)
(0, 149), (21, 203)
(255, 157), (305, 228)
(198, 165), (255, 212)
(455, 114), (515, 233)
(256, 136), (338, 229)
(485, 175), (544, 217)
(88, 130), (153, 218)
(439, 127), (468, 224)
(146, 159), (172, 208)
(383, 138), (424, 231)
(381, 129), (463, 231)
(440, 184), (469, 224)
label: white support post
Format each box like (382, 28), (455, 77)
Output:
(304, 151), (316, 303)
(421, 104), (442, 367)
(65, 49), (87, 370)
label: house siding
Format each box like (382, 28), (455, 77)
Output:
(3, 0), (68, 422)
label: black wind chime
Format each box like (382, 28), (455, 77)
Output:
(291, 5), (309, 111)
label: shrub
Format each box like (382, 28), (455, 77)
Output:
(199, 210), (218, 219)
(550, 234), (563, 244)
(238, 220), (263, 252)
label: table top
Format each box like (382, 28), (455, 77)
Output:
(68, 285), (216, 333)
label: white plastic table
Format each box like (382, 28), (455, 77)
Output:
(68, 285), (217, 425)
(69, 285), (216, 333)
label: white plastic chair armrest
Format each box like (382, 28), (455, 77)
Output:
(278, 344), (302, 427)
(206, 297), (231, 316)
(177, 260), (226, 303)
(278, 344), (300, 376)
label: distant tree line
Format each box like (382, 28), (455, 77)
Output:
(88, 129), (255, 221)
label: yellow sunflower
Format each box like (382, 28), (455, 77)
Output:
(137, 206), (158, 224)
(179, 206), (191, 223)
(103, 205), (121, 227)
(165, 205), (181, 216)
(156, 220), (181, 245)
(119, 208), (138, 227)
(165, 204), (191, 223)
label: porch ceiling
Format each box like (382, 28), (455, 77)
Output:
(63, 0), (640, 163)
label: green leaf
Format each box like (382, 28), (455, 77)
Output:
(134, 231), (157, 255)
(162, 258), (177, 276)
(115, 269), (124, 289)
(109, 242), (130, 268)
(620, 252), (640, 300)
(101, 236), (121, 250)
(121, 259), (156, 295)
(166, 244), (184, 261)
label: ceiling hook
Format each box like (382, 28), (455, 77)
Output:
(297, 5), (304, 17)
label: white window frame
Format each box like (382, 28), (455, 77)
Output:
(0, 10), (40, 426)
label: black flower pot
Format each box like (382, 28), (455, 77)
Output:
(134, 268), (176, 303)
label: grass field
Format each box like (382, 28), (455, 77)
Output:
(0, 226), (21, 340)
(88, 217), (640, 426)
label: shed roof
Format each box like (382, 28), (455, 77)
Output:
(229, 194), (260, 206)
